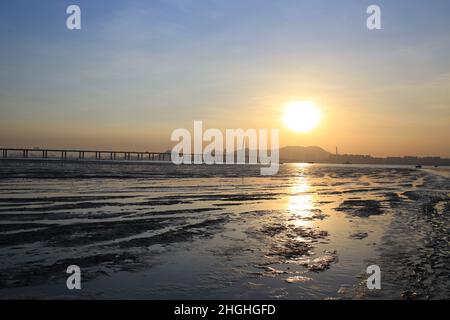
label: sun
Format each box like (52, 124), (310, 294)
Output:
(283, 101), (321, 133)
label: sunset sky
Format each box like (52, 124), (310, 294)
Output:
(0, 0), (449, 157)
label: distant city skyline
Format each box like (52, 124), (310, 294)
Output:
(1, 0), (450, 157)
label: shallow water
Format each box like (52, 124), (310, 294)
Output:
(0, 160), (448, 299)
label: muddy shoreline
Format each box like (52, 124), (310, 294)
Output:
(0, 162), (448, 299)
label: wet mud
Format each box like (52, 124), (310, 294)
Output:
(0, 161), (448, 299)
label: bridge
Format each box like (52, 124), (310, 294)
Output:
(0, 147), (172, 162)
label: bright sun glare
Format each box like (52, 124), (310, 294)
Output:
(283, 101), (321, 133)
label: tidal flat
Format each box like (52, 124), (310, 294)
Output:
(0, 161), (448, 299)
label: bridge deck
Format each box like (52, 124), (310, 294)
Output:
(0, 148), (172, 161)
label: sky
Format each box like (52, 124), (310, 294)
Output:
(0, 0), (449, 157)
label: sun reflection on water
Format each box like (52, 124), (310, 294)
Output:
(287, 166), (316, 227)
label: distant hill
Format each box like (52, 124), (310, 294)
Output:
(168, 144), (450, 165)
(279, 146), (331, 162)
